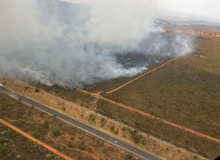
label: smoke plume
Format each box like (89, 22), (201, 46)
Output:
(0, 0), (195, 88)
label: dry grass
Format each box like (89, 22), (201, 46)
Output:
(0, 92), (140, 160)
(97, 99), (220, 159)
(0, 77), (205, 160)
(0, 123), (64, 160)
(103, 37), (220, 140)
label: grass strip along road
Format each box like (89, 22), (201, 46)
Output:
(0, 87), (162, 160)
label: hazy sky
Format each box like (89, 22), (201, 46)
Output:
(159, 0), (220, 19)
(62, 0), (220, 20)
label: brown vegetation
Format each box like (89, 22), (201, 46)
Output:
(0, 122), (65, 160)
(0, 77), (204, 160)
(0, 92), (140, 160)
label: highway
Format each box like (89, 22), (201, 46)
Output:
(0, 86), (162, 160)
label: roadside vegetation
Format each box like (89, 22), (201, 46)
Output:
(0, 92), (140, 160)
(0, 80), (203, 160)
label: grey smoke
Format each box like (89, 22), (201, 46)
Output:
(0, 0), (195, 88)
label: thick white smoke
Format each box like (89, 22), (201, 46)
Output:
(0, 0), (195, 88)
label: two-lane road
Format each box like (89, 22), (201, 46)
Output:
(0, 87), (162, 160)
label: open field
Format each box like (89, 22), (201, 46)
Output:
(97, 99), (220, 158)
(0, 77), (205, 160)
(0, 92), (141, 160)
(98, 29), (220, 157)
(103, 34), (220, 139)
(86, 64), (164, 94)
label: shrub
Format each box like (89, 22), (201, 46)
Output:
(45, 154), (52, 159)
(54, 156), (61, 160)
(125, 155), (134, 160)
(135, 121), (140, 126)
(111, 125), (115, 131)
(32, 130), (40, 138)
(17, 155), (21, 159)
(193, 156), (198, 159)
(135, 136), (141, 144)
(25, 86), (29, 90)
(122, 127), (126, 131)
(35, 89), (40, 92)
(79, 143), (85, 150)
(115, 130), (119, 135)
(97, 140), (104, 147)
(52, 130), (60, 137)
(0, 146), (7, 154)
(44, 119), (50, 129)
(0, 137), (8, 143)
(68, 142), (75, 148)
(101, 118), (105, 122)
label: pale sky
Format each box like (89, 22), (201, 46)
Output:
(159, 0), (220, 19)
(60, 0), (220, 20)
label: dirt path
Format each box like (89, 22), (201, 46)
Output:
(0, 119), (75, 160)
(105, 55), (180, 94)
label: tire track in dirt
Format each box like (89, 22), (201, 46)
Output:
(0, 119), (75, 160)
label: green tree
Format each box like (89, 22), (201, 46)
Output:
(35, 88), (40, 92)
